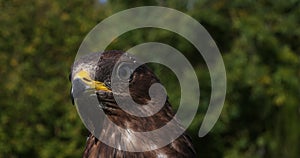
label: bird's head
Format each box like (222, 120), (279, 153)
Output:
(70, 51), (168, 124)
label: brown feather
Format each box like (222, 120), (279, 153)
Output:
(73, 51), (196, 158)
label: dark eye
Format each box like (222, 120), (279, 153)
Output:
(117, 62), (133, 80)
(104, 80), (111, 88)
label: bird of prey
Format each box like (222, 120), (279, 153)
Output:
(70, 50), (196, 158)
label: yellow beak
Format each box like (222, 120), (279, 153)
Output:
(73, 70), (110, 91)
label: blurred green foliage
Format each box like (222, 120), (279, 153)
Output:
(0, 0), (299, 157)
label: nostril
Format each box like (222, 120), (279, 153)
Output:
(83, 77), (92, 82)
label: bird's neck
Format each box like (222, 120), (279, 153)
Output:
(105, 102), (174, 131)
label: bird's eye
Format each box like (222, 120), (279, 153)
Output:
(104, 80), (111, 88)
(117, 62), (133, 80)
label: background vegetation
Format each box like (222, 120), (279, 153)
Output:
(0, 0), (299, 157)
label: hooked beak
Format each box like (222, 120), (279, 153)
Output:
(71, 70), (111, 105)
(73, 70), (110, 91)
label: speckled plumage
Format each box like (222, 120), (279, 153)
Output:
(70, 51), (196, 158)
